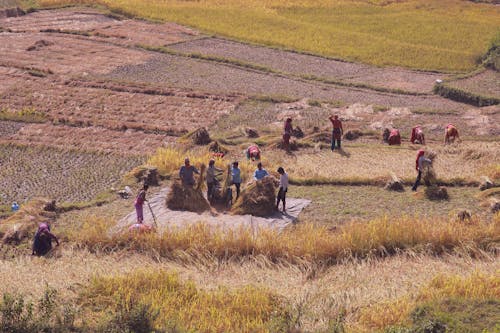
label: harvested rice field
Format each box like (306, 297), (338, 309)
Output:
(0, 3), (498, 333)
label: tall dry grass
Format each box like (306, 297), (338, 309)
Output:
(83, 270), (291, 333)
(356, 271), (500, 331)
(71, 214), (500, 265)
(32, 0), (500, 71)
(147, 146), (262, 182)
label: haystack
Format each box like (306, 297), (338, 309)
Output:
(166, 164), (210, 213)
(344, 129), (363, 141)
(424, 186), (449, 201)
(303, 131), (330, 144)
(209, 141), (229, 155)
(457, 210), (472, 222)
(245, 127), (259, 138)
(185, 127), (211, 145)
(231, 177), (277, 217)
(292, 126), (304, 138)
(274, 139), (299, 151)
(127, 165), (159, 185)
(384, 174), (404, 192)
(479, 176), (495, 191)
(491, 200), (500, 214)
(0, 198), (56, 245)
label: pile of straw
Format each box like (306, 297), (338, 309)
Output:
(425, 186), (449, 201)
(231, 177), (277, 217)
(166, 164), (210, 213)
(184, 127), (211, 145)
(384, 174), (404, 192)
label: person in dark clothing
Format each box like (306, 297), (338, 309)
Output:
(179, 158), (200, 186)
(32, 223), (59, 256)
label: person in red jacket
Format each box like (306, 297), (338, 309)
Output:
(388, 129), (401, 145)
(329, 115), (343, 151)
(444, 124), (460, 144)
(411, 125), (425, 145)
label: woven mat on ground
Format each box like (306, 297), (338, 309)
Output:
(116, 187), (311, 233)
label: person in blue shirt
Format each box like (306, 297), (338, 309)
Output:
(253, 162), (269, 181)
(231, 161), (242, 200)
(179, 158), (200, 186)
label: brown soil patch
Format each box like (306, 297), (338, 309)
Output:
(0, 77), (239, 134)
(0, 7), (201, 46)
(105, 53), (470, 111)
(448, 69), (500, 98)
(2, 123), (173, 155)
(0, 32), (150, 76)
(170, 37), (447, 94)
(0, 7), (116, 32)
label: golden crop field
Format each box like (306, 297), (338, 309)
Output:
(33, 0), (500, 72)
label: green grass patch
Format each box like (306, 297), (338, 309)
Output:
(290, 185), (488, 224)
(433, 82), (500, 107)
(0, 107), (46, 123)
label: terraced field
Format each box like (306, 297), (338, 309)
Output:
(0, 144), (143, 205)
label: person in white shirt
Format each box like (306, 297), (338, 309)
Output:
(276, 167), (289, 213)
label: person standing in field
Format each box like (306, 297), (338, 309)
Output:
(179, 158), (200, 186)
(283, 118), (293, 153)
(206, 159), (222, 201)
(329, 115), (343, 151)
(231, 161), (242, 201)
(32, 223), (59, 256)
(412, 149), (432, 191)
(276, 167), (289, 213)
(134, 184), (149, 224)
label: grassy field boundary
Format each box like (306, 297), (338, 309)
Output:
(433, 82), (500, 107)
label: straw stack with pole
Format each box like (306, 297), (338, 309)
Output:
(166, 164), (210, 213)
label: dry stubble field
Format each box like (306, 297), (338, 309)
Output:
(0, 3), (499, 333)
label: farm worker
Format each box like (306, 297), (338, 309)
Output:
(32, 223), (59, 256)
(411, 149), (432, 191)
(206, 159), (222, 201)
(444, 124), (460, 144)
(179, 158), (200, 186)
(246, 145), (261, 161)
(231, 161), (242, 200)
(128, 223), (153, 233)
(329, 115), (343, 151)
(283, 118), (293, 153)
(276, 167), (289, 213)
(253, 162), (269, 181)
(11, 201), (19, 212)
(134, 184), (148, 224)
(410, 125), (425, 145)
(388, 129), (401, 145)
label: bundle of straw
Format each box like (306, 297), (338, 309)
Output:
(166, 164), (210, 213)
(231, 177), (277, 217)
